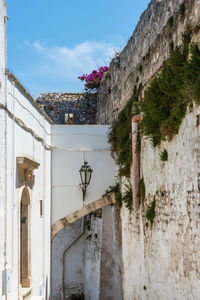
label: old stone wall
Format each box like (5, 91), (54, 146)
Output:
(37, 92), (97, 125)
(96, 0), (200, 299)
(97, 0), (200, 124)
(120, 104), (200, 299)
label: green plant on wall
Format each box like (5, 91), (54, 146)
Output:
(108, 86), (141, 178)
(140, 27), (199, 147)
(121, 183), (133, 211)
(167, 16), (174, 28)
(139, 178), (146, 202)
(106, 181), (133, 211)
(106, 182), (122, 208)
(160, 149), (168, 161)
(145, 199), (156, 224)
(107, 26), (200, 211)
(179, 3), (185, 17)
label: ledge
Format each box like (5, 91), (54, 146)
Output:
(17, 157), (40, 170)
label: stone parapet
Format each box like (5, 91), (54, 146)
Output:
(37, 92), (97, 125)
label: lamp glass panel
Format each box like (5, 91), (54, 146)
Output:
(86, 170), (92, 185)
(80, 170), (85, 185)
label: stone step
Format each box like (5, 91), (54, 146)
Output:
(30, 297), (44, 300)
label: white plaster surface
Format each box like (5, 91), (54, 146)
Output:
(0, 2), (7, 299)
(84, 212), (103, 300)
(100, 206), (123, 300)
(51, 125), (116, 225)
(4, 76), (52, 300)
(52, 213), (103, 300)
(0, 15), (52, 297)
(52, 218), (85, 299)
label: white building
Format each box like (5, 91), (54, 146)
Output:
(0, 2), (52, 299)
(0, 1), (117, 299)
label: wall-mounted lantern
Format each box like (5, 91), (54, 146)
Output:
(79, 161), (93, 201)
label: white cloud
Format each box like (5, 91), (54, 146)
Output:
(32, 40), (118, 79)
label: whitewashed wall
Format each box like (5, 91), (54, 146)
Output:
(51, 125), (117, 300)
(51, 125), (116, 225)
(1, 71), (52, 299)
(0, 1), (8, 299)
(121, 104), (200, 300)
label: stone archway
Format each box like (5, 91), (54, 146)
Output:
(51, 192), (115, 240)
(20, 187), (31, 288)
(51, 192), (118, 300)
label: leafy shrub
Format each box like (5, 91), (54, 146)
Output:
(108, 86), (141, 178)
(179, 3), (185, 17)
(160, 149), (168, 161)
(106, 182), (122, 208)
(106, 182), (133, 211)
(145, 199), (156, 224)
(139, 179), (146, 202)
(184, 43), (200, 103)
(121, 183), (133, 211)
(167, 16), (174, 28)
(140, 28), (194, 147)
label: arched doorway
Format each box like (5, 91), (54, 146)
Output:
(20, 187), (31, 287)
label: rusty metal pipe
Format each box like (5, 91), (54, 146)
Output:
(132, 115), (141, 211)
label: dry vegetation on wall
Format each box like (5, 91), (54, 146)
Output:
(108, 24), (200, 212)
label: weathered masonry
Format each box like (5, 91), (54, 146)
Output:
(37, 92), (97, 125)
(96, 0), (200, 299)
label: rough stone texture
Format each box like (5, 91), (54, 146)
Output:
(96, 0), (200, 298)
(37, 92), (97, 125)
(97, 0), (200, 124)
(120, 105), (200, 299)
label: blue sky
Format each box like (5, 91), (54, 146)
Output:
(6, 0), (150, 98)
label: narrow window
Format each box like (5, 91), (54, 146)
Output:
(40, 200), (43, 217)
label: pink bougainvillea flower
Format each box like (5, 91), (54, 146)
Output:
(78, 66), (109, 92)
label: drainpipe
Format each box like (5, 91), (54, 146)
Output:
(132, 115), (141, 211)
